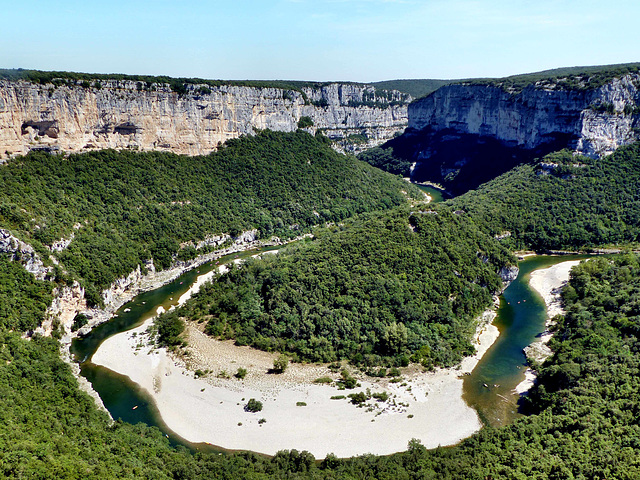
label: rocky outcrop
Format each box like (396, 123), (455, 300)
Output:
(499, 265), (519, 285)
(0, 228), (51, 280)
(0, 80), (409, 159)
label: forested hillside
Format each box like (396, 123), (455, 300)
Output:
(0, 130), (419, 306)
(4, 252), (640, 478)
(162, 208), (514, 366)
(450, 144), (640, 251)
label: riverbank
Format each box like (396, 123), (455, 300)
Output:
(92, 291), (501, 458)
(515, 260), (581, 394)
(56, 235), (306, 416)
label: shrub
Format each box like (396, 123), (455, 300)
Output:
(244, 398), (263, 413)
(313, 377), (333, 384)
(71, 313), (88, 332)
(235, 367), (248, 379)
(372, 391), (389, 402)
(273, 354), (289, 373)
(297, 116), (314, 129)
(387, 367), (401, 377)
(339, 369), (358, 389)
(296, 402), (307, 407)
(349, 392), (368, 405)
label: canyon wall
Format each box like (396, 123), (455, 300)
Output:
(408, 74), (640, 158)
(0, 80), (409, 159)
(390, 74), (640, 193)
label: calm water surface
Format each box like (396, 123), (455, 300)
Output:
(71, 246), (279, 452)
(415, 184), (447, 203)
(463, 254), (589, 427)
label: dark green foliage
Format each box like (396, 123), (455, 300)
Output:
(71, 313), (88, 332)
(297, 116), (314, 128)
(311, 98), (329, 108)
(358, 147), (413, 177)
(178, 208), (513, 365)
(451, 144), (640, 251)
(235, 367), (248, 379)
(0, 255), (52, 331)
(0, 130), (417, 304)
(372, 391), (389, 402)
(154, 311), (185, 348)
(244, 398), (263, 413)
(348, 392), (368, 405)
(0, 68), (364, 97)
(339, 369), (358, 389)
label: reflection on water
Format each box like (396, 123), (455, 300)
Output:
(463, 255), (589, 427)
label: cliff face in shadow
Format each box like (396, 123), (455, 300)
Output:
(387, 74), (640, 194)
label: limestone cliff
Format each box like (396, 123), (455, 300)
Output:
(394, 73), (640, 193)
(409, 73), (640, 157)
(0, 228), (51, 280)
(0, 79), (409, 159)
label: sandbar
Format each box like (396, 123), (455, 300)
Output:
(92, 273), (500, 458)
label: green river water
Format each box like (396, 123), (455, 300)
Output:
(71, 244), (588, 452)
(415, 184), (447, 203)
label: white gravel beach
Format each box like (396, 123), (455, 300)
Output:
(91, 269), (501, 458)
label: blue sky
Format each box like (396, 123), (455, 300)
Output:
(2, 0), (638, 82)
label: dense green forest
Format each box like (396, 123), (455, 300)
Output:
(162, 208), (514, 366)
(0, 256), (52, 331)
(357, 146), (413, 177)
(0, 130), (418, 306)
(450, 144), (640, 251)
(4, 251), (640, 478)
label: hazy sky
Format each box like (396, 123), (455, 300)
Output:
(2, 0), (639, 82)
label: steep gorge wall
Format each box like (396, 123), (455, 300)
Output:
(391, 74), (640, 193)
(0, 80), (409, 159)
(408, 74), (640, 158)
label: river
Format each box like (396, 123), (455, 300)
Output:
(72, 249), (586, 452)
(463, 254), (589, 427)
(71, 246), (279, 451)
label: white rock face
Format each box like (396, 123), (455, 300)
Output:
(0, 228), (51, 280)
(409, 74), (640, 158)
(0, 80), (409, 159)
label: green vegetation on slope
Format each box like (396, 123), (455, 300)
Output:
(0, 255), (52, 332)
(165, 208), (514, 366)
(450, 144), (640, 251)
(372, 79), (456, 99)
(4, 247), (640, 478)
(0, 130), (419, 306)
(373, 62), (640, 99)
(357, 146), (413, 177)
(465, 62), (640, 93)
